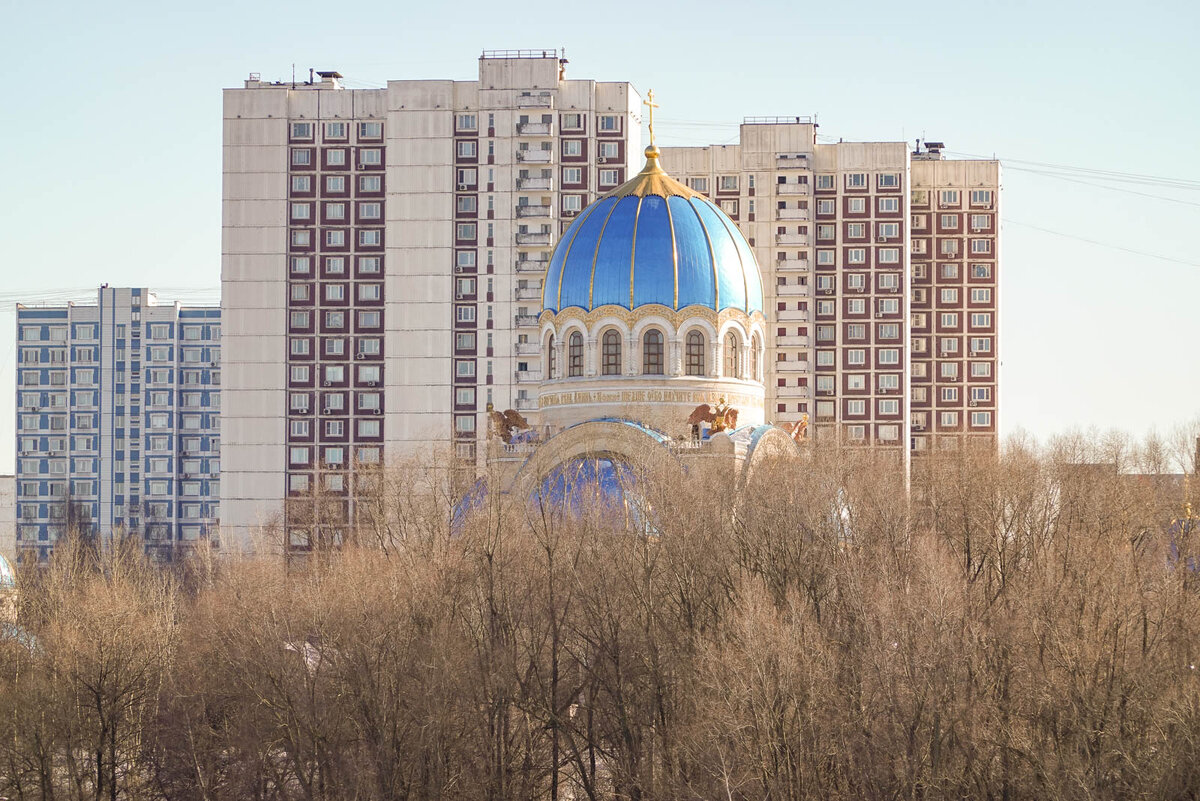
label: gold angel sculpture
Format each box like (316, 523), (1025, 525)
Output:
(488, 408), (532, 444)
(687, 398), (739, 438)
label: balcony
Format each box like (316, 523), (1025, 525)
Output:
(515, 396), (539, 412)
(777, 207), (808, 221)
(517, 122), (552, 136)
(516, 92), (553, 108)
(777, 335), (810, 347)
(775, 360), (811, 372)
(775, 234), (809, 246)
(516, 149), (553, 164)
(774, 255), (809, 270)
(777, 308), (810, 322)
(514, 342), (540, 356)
(516, 204), (552, 218)
(514, 314), (539, 328)
(515, 286), (542, 301)
(777, 184), (810, 196)
(776, 284), (810, 297)
(515, 369), (543, 383)
(776, 154), (809, 168)
(516, 257), (549, 273)
(517, 176), (552, 191)
(516, 232), (552, 246)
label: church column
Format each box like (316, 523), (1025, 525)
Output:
(741, 343), (753, 381)
(709, 341), (721, 378)
(555, 339), (566, 380)
(585, 337), (597, 377)
(669, 337), (682, 376)
(626, 333), (638, 376)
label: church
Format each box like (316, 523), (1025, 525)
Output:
(477, 114), (808, 506)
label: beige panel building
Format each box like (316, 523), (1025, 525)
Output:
(661, 127), (999, 463)
(0, 475), (13, 562)
(222, 52), (640, 546)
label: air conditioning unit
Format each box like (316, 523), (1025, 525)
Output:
(373, 408), (382, 415)
(355, 353), (365, 360)
(877, 236), (887, 242)
(563, 209), (577, 217)
(876, 312), (885, 318)
(914, 424), (925, 431)
(969, 400), (978, 407)
(322, 408), (333, 415)
(323, 380), (331, 386)
(597, 157), (608, 163)
(367, 381), (376, 387)
(822, 288), (833, 295)
(458, 183), (470, 190)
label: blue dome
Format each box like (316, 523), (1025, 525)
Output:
(542, 148), (764, 315)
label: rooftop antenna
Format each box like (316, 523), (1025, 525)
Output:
(291, 63), (295, 89)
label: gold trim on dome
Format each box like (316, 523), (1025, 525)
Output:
(540, 303), (763, 331)
(600, 145), (705, 201)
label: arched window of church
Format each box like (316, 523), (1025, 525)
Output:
(642, 329), (664, 375)
(568, 332), (583, 377)
(751, 333), (762, 381)
(602, 330), (622, 375)
(686, 330), (705, 376)
(724, 331), (741, 378)
(547, 334), (556, 379)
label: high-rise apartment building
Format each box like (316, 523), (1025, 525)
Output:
(14, 288), (221, 561)
(222, 51), (640, 545)
(661, 125), (1000, 460)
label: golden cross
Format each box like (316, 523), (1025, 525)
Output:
(644, 88), (659, 147)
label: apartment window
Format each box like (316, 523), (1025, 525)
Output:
(970, 189), (993, 205)
(324, 447), (345, 466)
(323, 365), (345, 384)
(878, 222), (900, 238)
(940, 411), (959, 427)
(290, 311), (311, 329)
(940, 337), (959, 354)
(358, 256), (381, 274)
(847, 248), (866, 264)
(940, 263), (960, 279)
(291, 148), (312, 166)
(357, 122), (382, 140)
(562, 140), (582, 157)
(324, 284), (345, 302)
(359, 230), (382, 247)
(846, 349), (866, 366)
(971, 263), (991, 279)
(600, 141), (619, 159)
(940, 214), (959, 229)
(323, 121), (347, 139)
(847, 223), (866, 239)
(456, 140), (477, 158)
(971, 361), (992, 378)
(562, 195), (582, 212)
(326, 175), (346, 192)
(940, 362), (959, 378)
(877, 173), (900, 188)
(599, 169), (618, 186)
(598, 115), (619, 131)
(845, 173), (867, 189)
(877, 323), (899, 339)
(940, 288), (959, 304)
(847, 399), (866, 416)
(817, 224), (835, 241)
(688, 177), (709, 193)
(290, 338), (311, 356)
(562, 167), (582, 183)
(845, 273), (864, 290)
(291, 229), (312, 247)
(846, 374), (865, 391)
(357, 337), (380, 356)
(970, 239), (992, 254)
(291, 175), (311, 193)
(359, 149), (382, 165)
(719, 175), (739, 191)
(325, 420), (344, 437)
(290, 420), (310, 437)
(878, 399), (899, 415)
(970, 287), (992, 303)
(940, 190), (960, 205)
(848, 197), (866, 213)
(940, 312), (959, 327)
(878, 374), (900, 392)
(970, 337), (992, 353)
(456, 114), (477, 131)
(971, 313), (992, 327)
(971, 411), (992, 427)
(290, 393), (310, 412)
(878, 197), (899, 213)
(815, 174), (835, 189)
(878, 273), (900, 290)
(326, 149), (347, 166)
(817, 199), (835, 215)
(326, 230), (346, 247)
(847, 299), (866, 314)
(456, 305), (476, 323)
(291, 122), (312, 139)
(720, 200), (738, 216)
(359, 202), (381, 220)
(879, 349), (900, 365)
(846, 324), (866, 340)
(358, 311), (381, 328)
(562, 113), (583, 130)
(970, 214), (990, 230)
(879, 248), (900, 264)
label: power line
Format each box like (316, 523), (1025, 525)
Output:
(1004, 219), (1200, 268)
(1004, 166), (1200, 208)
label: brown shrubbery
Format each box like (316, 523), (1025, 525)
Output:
(1, 431), (1198, 800)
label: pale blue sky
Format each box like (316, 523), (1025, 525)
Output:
(2, 0), (1197, 471)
